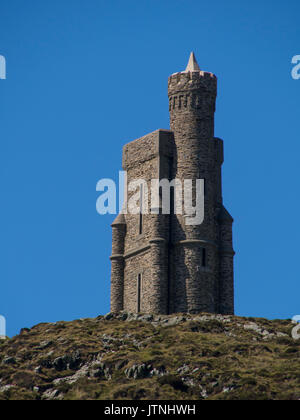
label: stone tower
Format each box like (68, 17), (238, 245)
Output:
(110, 53), (235, 315)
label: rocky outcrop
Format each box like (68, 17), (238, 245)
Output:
(0, 313), (298, 400)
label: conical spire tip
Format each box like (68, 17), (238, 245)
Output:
(184, 52), (201, 72)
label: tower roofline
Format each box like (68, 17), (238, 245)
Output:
(184, 52), (201, 72)
(170, 54), (216, 81)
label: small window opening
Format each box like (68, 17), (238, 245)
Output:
(139, 184), (143, 235)
(137, 273), (142, 313)
(202, 248), (207, 267)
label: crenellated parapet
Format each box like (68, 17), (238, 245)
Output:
(168, 70), (217, 94)
(168, 71), (217, 118)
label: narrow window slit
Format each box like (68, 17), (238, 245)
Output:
(202, 248), (207, 267)
(139, 184), (143, 235)
(137, 273), (142, 313)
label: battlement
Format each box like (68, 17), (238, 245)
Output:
(168, 71), (217, 96)
(168, 72), (217, 114)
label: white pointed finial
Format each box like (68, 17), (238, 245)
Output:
(185, 52), (201, 72)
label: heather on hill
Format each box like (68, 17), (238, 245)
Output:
(0, 313), (299, 401)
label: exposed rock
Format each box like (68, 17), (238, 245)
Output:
(0, 314), (298, 400)
(42, 388), (61, 400)
(137, 314), (154, 322)
(34, 366), (42, 374)
(177, 364), (190, 374)
(277, 332), (288, 338)
(119, 312), (128, 321)
(200, 387), (208, 399)
(125, 364), (166, 379)
(2, 357), (16, 365)
(125, 364), (150, 379)
(0, 385), (14, 393)
(244, 322), (262, 333)
(53, 360), (111, 385)
(103, 312), (114, 321)
(161, 316), (186, 327)
(38, 340), (53, 350)
(40, 359), (53, 369)
(20, 328), (30, 335)
(53, 351), (81, 371)
(53, 356), (67, 371)
(114, 360), (128, 370)
(89, 366), (104, 378)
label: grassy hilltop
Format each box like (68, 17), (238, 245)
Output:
(0, 312), (299, 400)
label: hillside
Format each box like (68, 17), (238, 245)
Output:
(0, 312), (299, 400)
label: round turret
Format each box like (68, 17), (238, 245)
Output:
(110, 213), (126, 312)
(168, 53), (221, 314)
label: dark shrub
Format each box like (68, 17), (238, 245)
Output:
(158, 375), (188, 392)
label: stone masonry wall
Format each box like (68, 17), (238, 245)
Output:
(121, 130), (174, 314)
(110, 65), (235, 316)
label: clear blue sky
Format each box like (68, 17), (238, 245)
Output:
(0, 0), (299, 337)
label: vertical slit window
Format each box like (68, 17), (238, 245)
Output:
(202, 248), (207, 267)
(139, 184), (143, 235)
(137, 273), (142, 313)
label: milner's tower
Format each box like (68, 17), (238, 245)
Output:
(110, 53), (235, 315)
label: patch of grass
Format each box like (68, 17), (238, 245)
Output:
(0, 314), (299, 400)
